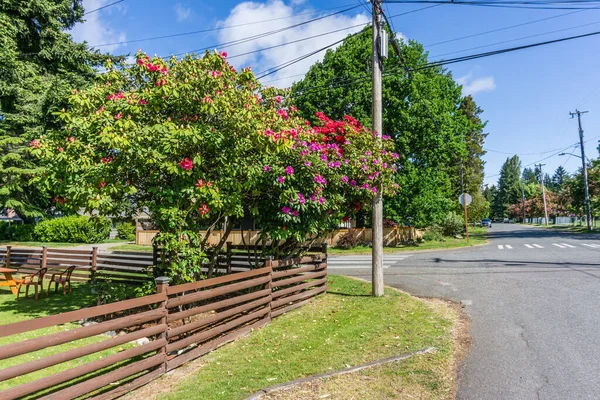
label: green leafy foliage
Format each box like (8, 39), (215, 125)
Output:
(291, 27), (484, 227)
(440, 211), (465, 236)
(0, 0), (117, 220)
(0, 222), (35, 241)
(116, 222), (135, 240)
(34, 215), (111, 243)
(34, 50), (396, 282)
(422, 226), (443, 242)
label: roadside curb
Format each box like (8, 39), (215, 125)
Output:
(244, 347), (437, 400)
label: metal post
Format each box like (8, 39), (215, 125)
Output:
(371, 0), (384, 297)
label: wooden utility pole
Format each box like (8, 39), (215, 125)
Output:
(371, 0), (384, 297)
(570, 110), (592, 231)
(536, 163), (549, 225)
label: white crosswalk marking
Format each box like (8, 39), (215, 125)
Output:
(327, 254), (412, 269)
(582, 243), (600, 248)
(524, 244), (534, 248)
(553, 243), (566, 248)
(561, 243), (576, 248)
(498, 245), (504, 249)
(505, 245), (513, 249)
(533, 244), (544, 248)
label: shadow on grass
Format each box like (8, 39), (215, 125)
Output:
(0, 283), (97, 323)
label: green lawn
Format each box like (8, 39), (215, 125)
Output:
(0, 284), (139, 393)
(139, 275), (459, 400)
(529, 223), (600, 234)
(329, 227), (488, 255)
(0, 238), (129, 248)
(109, 243), (153, 252)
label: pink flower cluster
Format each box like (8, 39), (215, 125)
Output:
(195, 179), (212, 188)
(107, 92), (125, 101)
(277, 109), (289, 119)
(209, 70), (222, 78)
(29, 139), (41, 148)
(101, 157), (113, 163)
(179, 158), (193, 171)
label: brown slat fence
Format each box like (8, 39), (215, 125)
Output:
(0, 248), (327, 400)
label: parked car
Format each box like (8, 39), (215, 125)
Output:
(481, 218), (492, 228)
(503, 218), (510, 223)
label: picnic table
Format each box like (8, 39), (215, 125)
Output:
(0, 267), (19, 295)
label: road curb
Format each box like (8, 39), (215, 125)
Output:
(243, 347), (437, 400)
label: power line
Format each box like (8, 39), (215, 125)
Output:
(425, 7), (593, 49)
(90, 3), (359, 48)
(484, 144), (580, 156)
(83, 0), (124, 16)
(169, 6), (361, 57)
(228, 23), (368, 60)
(430, 20), (600, 58)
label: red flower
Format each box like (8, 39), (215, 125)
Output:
(195, 179), (205, 188)
(198, 204), (210, 215)
(98, 181), (107, 188)
(29, 139), (41, 148)
(219, 51), (227, 58)
(179, 158), (193, 171)
(138, 99), (147, 105)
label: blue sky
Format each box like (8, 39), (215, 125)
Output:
(70, 0), (600, 188)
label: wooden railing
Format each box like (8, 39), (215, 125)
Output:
(0, 250), (327, 400)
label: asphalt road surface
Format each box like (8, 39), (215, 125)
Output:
(329, 223), (600, 400)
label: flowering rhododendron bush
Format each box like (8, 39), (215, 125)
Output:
(33, 50), (396, 282)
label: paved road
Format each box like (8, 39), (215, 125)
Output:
(331, 224), (600, 400)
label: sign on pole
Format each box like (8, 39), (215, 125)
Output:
(458, 193), (472, 207)
(459, 193), (471, 243)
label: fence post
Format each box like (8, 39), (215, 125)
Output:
(155, 276), (170, 372)
(90, 247), (98, 282)
(41, 247), (47, 270)
(321, 243), (328, 291)
(226, 241), (232, 275)
(152, 245), (159, 267)
(6, 246), (11, 268)
(265, 257), (273, 321)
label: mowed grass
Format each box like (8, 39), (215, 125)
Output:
(147, 275), (457, 400)
(329, 227), (488, 255)
(110, 243), (153, 252)
(0, 284), (137, 393)
(0, 238), (128, 248)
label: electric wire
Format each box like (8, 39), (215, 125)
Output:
(169, 5), (361, 57)
(83, 0), (124, 16)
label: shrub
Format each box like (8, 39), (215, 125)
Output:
(423, 225), (443, 242)
(336, 229), (360, 249)
(116, 222), (135, 240)
(34, 216), (111, 243)
(0, 223), (36, 241)
(440, 212), (465, 236)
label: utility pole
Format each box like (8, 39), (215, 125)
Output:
(569, 110), (592, 231)
(536, 163), (549, 225)
(371, 0), (384, 297)
(521, 182), (526, 223)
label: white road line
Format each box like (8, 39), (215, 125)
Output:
(533, 244), (544, 248)
(553, 243), (566, 248)
(560, 243), (576, 248)
(524, 244), (534, 249)
(582, 244), (600, 248)
(328, 265), (391, 269)
(505, 245), (513, 249)
(498, 245), (504, 250)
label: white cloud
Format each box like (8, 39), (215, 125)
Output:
(216, 1), (371, 88)
(175, 3), (192, 22)
(457, 73), (496, 95)
(70, 0), (126, 52)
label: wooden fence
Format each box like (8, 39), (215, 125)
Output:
(0, 251), (327, 399)
(0, 246), (153, 285)
(137, 227), (422, 246)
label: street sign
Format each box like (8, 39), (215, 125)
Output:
(458, 193), (472, 206)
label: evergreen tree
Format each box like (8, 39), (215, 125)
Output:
(0, 0), (116, 220)
(495, 156), (522, 217)
(522, 167), (537, 185)
(551, 166), (569, 190)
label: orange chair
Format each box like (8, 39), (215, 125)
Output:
(47, 265), (77, 295)
(16, 267), (47, 300)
